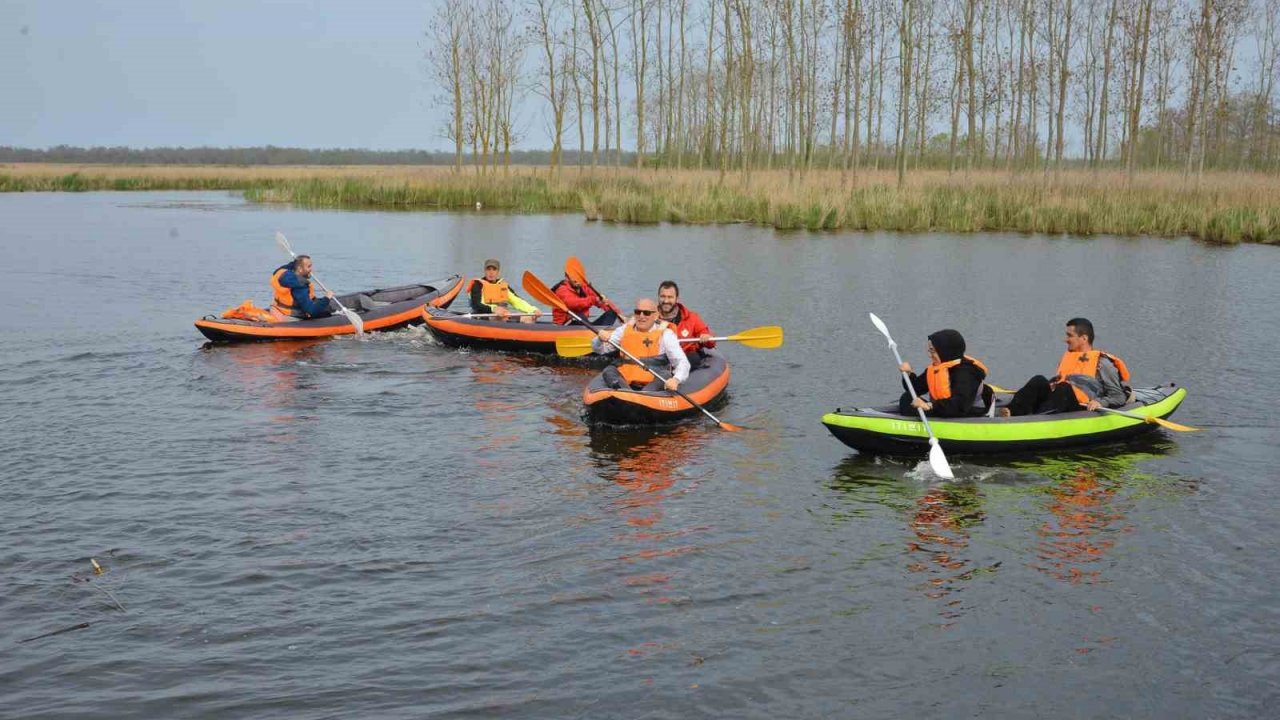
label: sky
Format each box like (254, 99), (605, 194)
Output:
(0, 1), (468, 150)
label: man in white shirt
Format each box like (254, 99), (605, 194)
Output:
(592, 297), (691, 392)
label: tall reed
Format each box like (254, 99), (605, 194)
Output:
(3, 163), (1276, 244)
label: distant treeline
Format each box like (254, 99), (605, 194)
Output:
(0, 145), (636, 166)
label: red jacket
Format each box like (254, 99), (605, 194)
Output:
(665, 303), (715, 354)
(551, 280), (608, 324)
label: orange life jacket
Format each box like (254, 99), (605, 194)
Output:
(1052, 350), (1131, 404)
(221, 299), (275, 323)
(925, 355), (990, 401)
(617, 322), (671, 386)
(271, 266), (314, 317)
(471, 277), (511, 306)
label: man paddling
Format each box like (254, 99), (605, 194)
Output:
(592, 298), (690, 392)
(656, 281), (714, 368)
(551, 261), (619, 326)
(999, 317), (1132, 416)
(469, 258), (541, 323)
(270, 255), (335, 319)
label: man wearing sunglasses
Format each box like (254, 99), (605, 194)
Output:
(592, 298), (690, 392)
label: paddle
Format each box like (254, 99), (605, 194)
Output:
(523, 270), (742, 432)
(986, 383), (1197, 432)
(437, 312), (543, 320)
(554, 325), (784, 357)
(564, 255), (623, 315)
(275, 232), (364, 336)
(868, 313), (955, 480)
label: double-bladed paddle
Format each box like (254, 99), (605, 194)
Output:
(868, 312), (955, 480)
(523, 270), (742, 432)
(564, 255), (623, 315)
(275, 232), (364, 336)
(554, 325), (784, 357)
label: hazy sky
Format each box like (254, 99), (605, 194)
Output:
(1, 1), (463, 150)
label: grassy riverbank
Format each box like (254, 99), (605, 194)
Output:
(3, 163), (1277, 244)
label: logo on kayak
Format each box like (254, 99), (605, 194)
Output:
(889, 420), (923, 433)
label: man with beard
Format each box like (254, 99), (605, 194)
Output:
(656, 280), (714, 368)
(270, 255), (334, 319)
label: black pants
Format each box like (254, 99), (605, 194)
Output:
(602, 365), (666, 392)
(1006, 375), (1083, 416)
(568, 310), (620, 327)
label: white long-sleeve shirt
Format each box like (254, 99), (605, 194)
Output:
(592, 324), (691, 383)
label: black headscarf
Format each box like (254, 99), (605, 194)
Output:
(928, 329), (966, 363)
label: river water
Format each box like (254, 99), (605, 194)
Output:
(2, 191), (1277, 719)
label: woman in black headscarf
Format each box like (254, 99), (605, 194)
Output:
(897, 329), (991, 417)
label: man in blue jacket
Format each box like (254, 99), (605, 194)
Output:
(270, 255), (334, 319)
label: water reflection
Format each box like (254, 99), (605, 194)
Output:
(996, 440), (1187, 587)
(588, 426), (711, 607)
(196, 340), (328, 428)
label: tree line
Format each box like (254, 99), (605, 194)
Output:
(427, 0), (1280, 181)
(0, 145), (637, 166)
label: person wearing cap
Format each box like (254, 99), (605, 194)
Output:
(550, 261), (619, 326)
(591, 298), (690, 392)
(896, 329), (992, 417)
(469, 258), (541, 323)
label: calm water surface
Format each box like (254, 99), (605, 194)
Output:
(2, 192), (1278, 719)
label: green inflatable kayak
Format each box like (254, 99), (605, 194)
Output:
(822, 385), (1187, 455)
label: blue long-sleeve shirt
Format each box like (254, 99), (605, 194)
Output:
(276, 264), (333, 318)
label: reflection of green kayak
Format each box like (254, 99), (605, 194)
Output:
(822, 386), (1187, 456)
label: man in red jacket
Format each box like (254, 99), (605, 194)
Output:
(551, 266), (620, 327)
(657, 280), (714, 367)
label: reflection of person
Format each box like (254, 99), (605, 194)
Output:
(270, 255), (334, 319)
(656, 280), (714, 369)
(469, 258), (541, 323)
(551, 262), (619, 326)
(1000, 318), (1131, 416)
(593, 298), (690, 392)
(897, 329), (991, 417)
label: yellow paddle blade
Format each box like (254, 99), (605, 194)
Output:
(987, 383), (1016, 394)
(554, 336), (597, 357)
(1145, 415), (1199, 432)
(724, 325), (784, 349)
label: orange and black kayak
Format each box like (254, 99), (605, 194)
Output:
(195, 276), (463, 342)
(583, 352), (731, 426)
(423, 305), (614, 354)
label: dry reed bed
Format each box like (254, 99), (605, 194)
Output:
(2, 163), (1276, 244)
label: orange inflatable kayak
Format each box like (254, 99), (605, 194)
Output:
(195, 275), (463, 342)
(583, 352), (731, 425)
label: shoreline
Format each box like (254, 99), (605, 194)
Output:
(2, 163), (1276, 244)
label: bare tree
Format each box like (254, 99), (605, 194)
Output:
(426, 0), (470, 172)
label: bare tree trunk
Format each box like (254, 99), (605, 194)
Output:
(965, 0), (978, 171)
(632, 0), (650, 169)
(897, 0), (913, 188)
(1125, 0), (1152, 179)
(1054, 0), (1073, 171)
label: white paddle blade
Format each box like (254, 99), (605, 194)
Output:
(275, 231), (294, 257)
(341, 308), (365, 336)
(868, 312), (892, 341)
(928, 438), (955, 480)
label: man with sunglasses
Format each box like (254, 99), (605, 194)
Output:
(592, 298), (690, 392)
